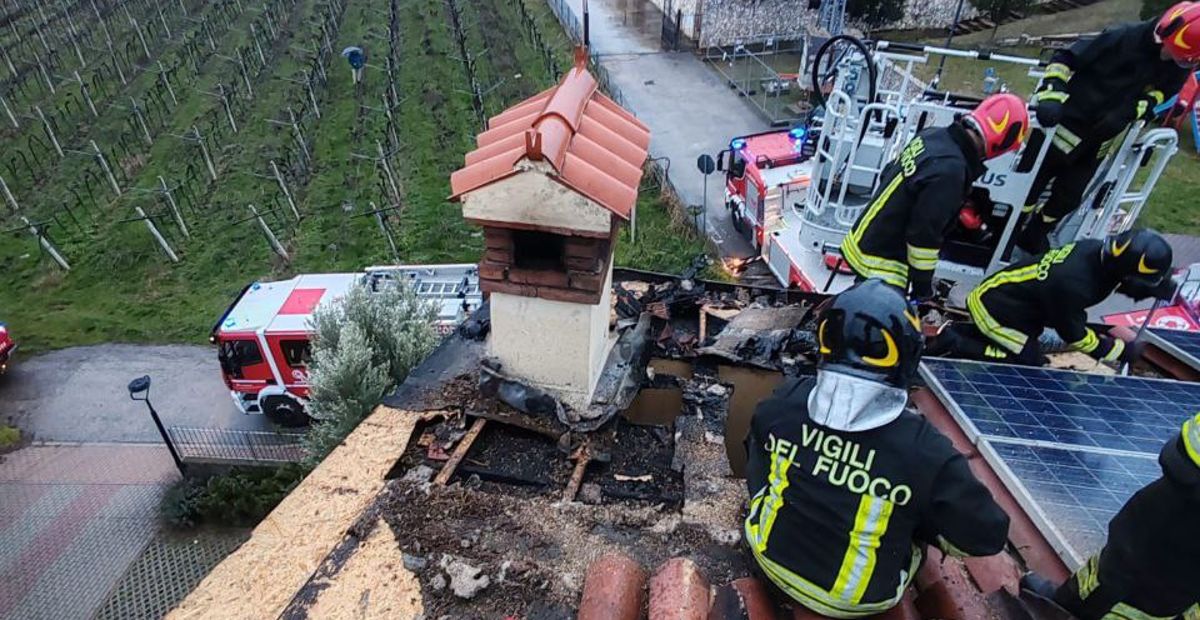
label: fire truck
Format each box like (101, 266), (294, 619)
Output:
(720, 37), (1179, 295)
(210, 264), (481, 426)
(0, 322), (15, 373)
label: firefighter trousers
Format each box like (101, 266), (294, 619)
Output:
(927, 322), (1046, 367)
(1014, 130), (1103, 255)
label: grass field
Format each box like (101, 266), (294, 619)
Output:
(0, 0), (705, 352)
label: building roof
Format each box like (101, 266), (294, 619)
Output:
(449, 49), (651, 221)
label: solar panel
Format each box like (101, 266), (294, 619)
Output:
(921, 358), (1200, 455)
(1145, 328), (1200, 373)
(982, 441), (1161, 566)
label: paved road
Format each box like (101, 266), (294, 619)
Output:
(567, 0), (772, 261)
(0, 344), (274, 444)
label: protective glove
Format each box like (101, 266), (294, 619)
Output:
(1134, 93), (1161, 121)
(1034, 92), (1066, 127)
(1032, 73), (1068, 127)
(1153, 277), (1181, 301)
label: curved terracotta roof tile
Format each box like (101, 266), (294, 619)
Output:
(449, 48), (650, 221)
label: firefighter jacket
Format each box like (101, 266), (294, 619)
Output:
(1041, 20), (1189, 152)
(743, 372), (1009, 618)
(842, 123), (985, 299)
(1068, 414), (1200, 617)
(967, 240), (1125, 362)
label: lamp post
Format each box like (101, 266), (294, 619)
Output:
(128, 375), (187, 475)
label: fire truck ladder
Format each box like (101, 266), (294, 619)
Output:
(1060, 123), (1179, 242)
(804, 90), (902, 229)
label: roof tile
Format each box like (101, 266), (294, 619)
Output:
(449, 48), (651, 220)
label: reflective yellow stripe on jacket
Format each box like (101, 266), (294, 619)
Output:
(1184, 413), (1200, 468)
(745, 533), (920, 619)
(842, 174), (908, 288)
(966, 264), (1040, 354)
(832, 495), (895, 604)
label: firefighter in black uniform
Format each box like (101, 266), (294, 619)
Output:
(743, 279), (1009, 618)
(842, 93), (1029, 301)
(1045, 413), (1200, 618)
(928, 229), (1178, 366)
(1015, 2), (1200, 255)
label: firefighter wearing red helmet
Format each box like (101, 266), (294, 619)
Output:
(1015, 3), (1198, 255)
(842, 94), (1028, 301)
(743, 279), (1009, 618)
(928, 229), (1179, 366)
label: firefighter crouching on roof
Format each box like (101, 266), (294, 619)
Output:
(928, 229), (1178, 366)
(743, 279), (1009, 618)
(1022, 413), (1200, 619)
(1015, 2), (1199, 255)
(841, 93), (1029, 302)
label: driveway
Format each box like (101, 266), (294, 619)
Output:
(0, 344), (274, 444)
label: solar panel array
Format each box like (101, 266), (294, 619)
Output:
(986, 442), (1160, 565)
(921, 358), (1200, 567)
(1146, 328), (1200, 371)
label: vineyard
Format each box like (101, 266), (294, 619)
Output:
(0, 0), (706, 351)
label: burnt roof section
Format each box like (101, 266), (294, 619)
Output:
(448, 48), (651, 220)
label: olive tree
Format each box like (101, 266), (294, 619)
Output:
(303, 282), (439, 463)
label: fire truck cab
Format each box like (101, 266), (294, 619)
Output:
(211, 264), (482, 426)
(212, 273), (357, 426)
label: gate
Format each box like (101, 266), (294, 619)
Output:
(661, 3), (683, 51)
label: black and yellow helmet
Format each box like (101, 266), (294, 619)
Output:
(816, 279), (924, 389)
(1102, 229), (1175, 300)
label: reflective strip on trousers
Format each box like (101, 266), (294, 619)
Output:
(967, 264), (1039, 354)
(1070, 329), (1100, 354)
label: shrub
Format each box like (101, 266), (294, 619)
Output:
(160, 465), (306, 528)
(0, 425), (19, 449)
(302, 282), (437, 464)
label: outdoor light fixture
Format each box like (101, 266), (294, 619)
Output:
(127, 375), (151, 400)
(127, 374), (186, 475)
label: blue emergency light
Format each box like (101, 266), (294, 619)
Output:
(730, 138), (746, 150)
(788, 127), (807, 140)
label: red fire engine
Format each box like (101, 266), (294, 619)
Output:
(0, 322), (16, 373)
(210, 265), (480, 426)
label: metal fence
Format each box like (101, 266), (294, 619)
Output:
(546, 0), (582, 43)
(703, 37), (813, 126)
(167, 426), (307, 465)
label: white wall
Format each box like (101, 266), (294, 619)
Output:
(488, 264), (615, 409)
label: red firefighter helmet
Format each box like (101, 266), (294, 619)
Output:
(1157, 2), (1200, 65)
(964, 93), (1029, 160)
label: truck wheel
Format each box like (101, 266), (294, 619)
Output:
(731, 204), (746, 233)
(262, 394), (310, 427)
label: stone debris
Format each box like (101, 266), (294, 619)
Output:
(438, 555), (491, 600)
